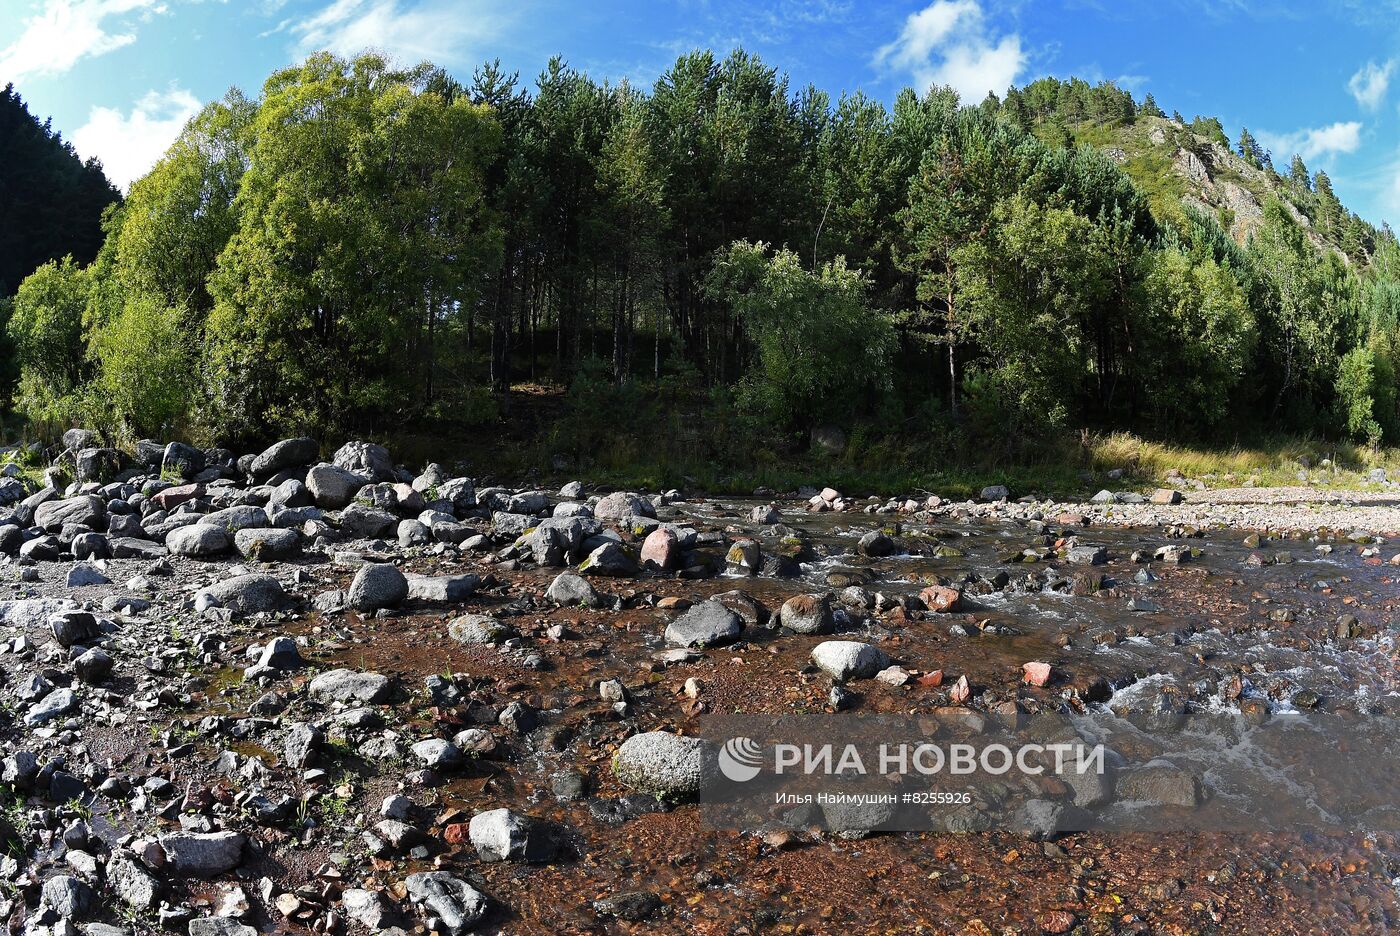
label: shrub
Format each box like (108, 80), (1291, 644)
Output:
(87, 298), (196, 440)
(1335, 346), (1392, 447)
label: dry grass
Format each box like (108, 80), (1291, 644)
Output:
(1086, 431), (1400, 487)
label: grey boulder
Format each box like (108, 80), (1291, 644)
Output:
(309, 668), (391, 704)
(810, 641), (890, 682)
(195, 574), (285, 614)
(348, 562), (408, 611)
(611, 731), (710, 798)
(250, 437), (319, 478)
(664, 601), (742, 649)
(166, 523), (230, 557)
(158, 831), (246, 876)
(404, 871), (489, 935)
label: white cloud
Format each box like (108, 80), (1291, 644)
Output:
(289, 0), (505, 67)
(72, 87), (201, 190)
(1257, 121), (1363, 164)
(1348, 59), (1394, 111)
(873, 0), (1025, 104)
(0, 0), (168, 84)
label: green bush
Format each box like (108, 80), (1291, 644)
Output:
(87, 298), (197, 440)
(8, 257), (90, 407)
(1336, 345), (1397, 447)
(705, 241), (895, 430)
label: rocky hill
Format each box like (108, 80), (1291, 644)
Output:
(1009, 78), (1377, 263)
(1104, 116), (1354, 257)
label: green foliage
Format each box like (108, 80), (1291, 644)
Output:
(0, 297), (18, 410)
(204, 53), (502, 440)
(8, 256), (88, 392)
(954, 194), (1109, 436)
(1140, 246), (1256, 428)
(1248, 198), (1356, 421)
(4, 49), (1398, 462)
(1337, 347), (1386, 446)
(7, 256), (90, 424)
(705, 241), (894, 429)
(1335, 337), (1397, 447)
(86, 297), (195, 439)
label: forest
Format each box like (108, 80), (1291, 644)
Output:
(3, 51), (1399, 477)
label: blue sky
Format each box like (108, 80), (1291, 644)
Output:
(5, 0), (1400, 228)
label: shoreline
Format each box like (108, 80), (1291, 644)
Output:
(917, 485), (1400, 537)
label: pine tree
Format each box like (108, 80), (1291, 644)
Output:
(0, 84), (119, 295)
(1237, 127), (1263, 168)
(1140, 92), (1165, 118)
(1289, 154), (1311, 190)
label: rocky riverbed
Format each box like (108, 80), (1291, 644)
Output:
(1, 434), (1399, 935)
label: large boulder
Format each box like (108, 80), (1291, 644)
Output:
(234, 527), (299, 560)
(202, 505), (270, 533)
(447, 614), (515, 645)
(579, 541), (638, 577)
(166, 524), (230, 558)
(195, 573), (285, 614)
(545, 572), (601, 607)
(41, 874), (96, 919)
(593, 492), (656, 521)
(309, 668), (391, 704)
(62, 428), (97, 452)
(188, 920), (256, 936)
(1114, 763), (1201, 807)
(106, 853), (161, 909)
(332, 441), (395, 481)
(24, 688), (77, 726)
(74, 447), (122, 483)
(348, 563), (408, 611)
(1, 598), (78, 629)
(517, 524), (569, 566)
(34, 495), (105, 533)
(467, 808), (563, 863)
(49, 609), (101, 647)
(249, 438), (319, 479)
(157, 831), (246, 876)
(339, 503), (397, 539)
(161, 442), (204, 479)
(305, 463), (368, 509)
(437, 477), (476, 513)
(640, 527), (680, 571)
(0, 478), (27, 506)
(404, 872), (488, 935)
(406, 573), (480, 603)
(779, 594), (833, 635)
(811, 641), (889, 682)
(612, 731), (710, 798)
(664, 601), (742, 649)
(268, 478), (313, 510)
